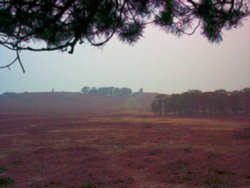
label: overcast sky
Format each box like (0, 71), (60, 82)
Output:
(0, 18), (249, 95)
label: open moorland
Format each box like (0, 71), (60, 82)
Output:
(0, 92), (250, 188)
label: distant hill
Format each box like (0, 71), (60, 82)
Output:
(0, 92), (156, 115)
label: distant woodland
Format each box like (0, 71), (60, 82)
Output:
(81, 86), (143, 97)
(152, 88), (250, 115)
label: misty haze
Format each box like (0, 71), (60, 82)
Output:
(0, 1), (250, 188)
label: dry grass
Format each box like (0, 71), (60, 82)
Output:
(88, 116), (248, 129)
(0, 114), (249, 188)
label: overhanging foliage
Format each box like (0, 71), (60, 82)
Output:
(0, 0), (249, 72)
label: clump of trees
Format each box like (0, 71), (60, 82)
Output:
(152, 88), (250, 115)
(81, 86), (132, 97)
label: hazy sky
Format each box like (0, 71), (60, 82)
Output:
(0, 18), (249, 94)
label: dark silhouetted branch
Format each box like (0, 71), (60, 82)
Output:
(16, 50), (25, 73)
(0, 0), (249, 72)
(0, 57), (18, 70)
(183, 19), (201, 35)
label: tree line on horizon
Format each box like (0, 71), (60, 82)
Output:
(151, 88), (250, 115)
(81, 86), (143, 97)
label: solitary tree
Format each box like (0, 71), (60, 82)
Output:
(0, 0), (249, 72)
(151, 94), (167, 115)
(81, 86), (90, 93)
